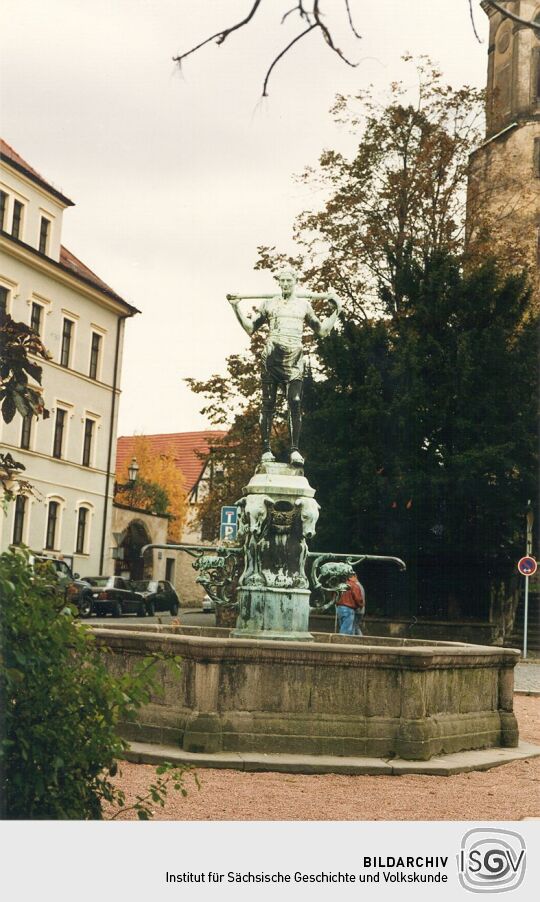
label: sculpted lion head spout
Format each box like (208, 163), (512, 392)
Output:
(236, 494), (274, 538)
(294, 496), (320, 539)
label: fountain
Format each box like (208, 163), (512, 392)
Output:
(91, 273), (522, 765)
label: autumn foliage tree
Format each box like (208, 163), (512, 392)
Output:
(187, 58), (537, 631)
(115, 436), (188, 542)
(257, 57), (485, 316)
(189, 59), (487, 529)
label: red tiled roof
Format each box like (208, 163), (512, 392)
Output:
(0, 138), (74, 206)
(116, 431), (227, 494)
(1, 139), (137, 314)
(59, 245), (125, 301)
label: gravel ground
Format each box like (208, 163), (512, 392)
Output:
(108, 696), (540, 821)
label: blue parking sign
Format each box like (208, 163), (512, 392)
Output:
(518, 556), (537, 576)
(220, 505), (239, 541)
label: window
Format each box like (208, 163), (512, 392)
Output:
(82, 418), (94, 467)
(89, 332), (102, 379)
(12, 495), (26, 545)
(0, 190), (7, 230)
(12, 200), (23, 239)
(533, 48), (540, 105)
(165, 558), (175, 582)
(20, 413), (32, 450)
(30, 302), (43, 335)
(0, 285), (8, 316)
(75, 507), (89, 555)
(45, 500), (59, 550)
(60, 318), (73, 367)
(52, 408), (66, 459)
(38, 217), (50, 255)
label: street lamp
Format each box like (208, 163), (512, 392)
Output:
(115, 456), (139, 493)
(127, 457), (139, 485)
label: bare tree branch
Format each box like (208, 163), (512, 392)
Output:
(282, 6), (299, 25)
(281, 2), (313, 26)
(298, 1), (313, 24)
(173, 2), (366, 96)
(173, 0), (263, 65)
(345, 0), (362, 40)
(482, 0), (540, 30)
(313, 0), (358, 67)
(262, 24), (318, 96)
(468, 0), (483, 42)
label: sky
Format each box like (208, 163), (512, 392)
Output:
(1, 1), (489, 436)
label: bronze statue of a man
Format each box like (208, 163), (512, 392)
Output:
(227, 270), (342, 466)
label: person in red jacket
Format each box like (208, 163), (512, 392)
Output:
(336, 573), (365, 635)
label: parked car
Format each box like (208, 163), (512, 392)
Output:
(30, 554), (93, 618)
(85, 575), (146, 617)
(201, 594), (215, 613)
(131, 579), (181, 616)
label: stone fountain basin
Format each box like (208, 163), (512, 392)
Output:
(91, 624), (519, 761)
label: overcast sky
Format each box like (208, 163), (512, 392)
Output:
(1, 1), (489, 436)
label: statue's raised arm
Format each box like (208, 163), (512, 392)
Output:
(303, 289), (343, 338)
(226, 292), (277, 336)
(227, 270), (343, 467)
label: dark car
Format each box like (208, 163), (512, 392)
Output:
(131, 579), (180, 616)
(30, 554), (94, 618)
(85, 575), (146, 617)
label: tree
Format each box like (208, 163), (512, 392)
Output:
(174, 0), (362, 97)
(0, 549), (196, 819)
(301, 254), (536, 622)
(115, 436), (188, 542)
(257, 57), (484, 318)
(189, 58), (485, 512)
(173, 3), (540, 98)
(189, 61), (486, 533)
(0, 311), (50, 501)
(482, 1), (540, 30)
(187, 63), (537, 633)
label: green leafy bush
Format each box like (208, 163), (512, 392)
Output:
(0, 549), (190, 819)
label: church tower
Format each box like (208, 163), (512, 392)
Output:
(467, 1), (540, 293)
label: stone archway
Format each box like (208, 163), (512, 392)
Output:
(116, 519), (152, 580)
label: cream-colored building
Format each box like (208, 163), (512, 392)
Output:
(467, 1), (540, 295)
(0, 139), (138, 575)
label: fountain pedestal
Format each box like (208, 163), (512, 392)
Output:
(231, 462), (319, 641)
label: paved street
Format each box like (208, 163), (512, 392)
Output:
(515, 662), (540, 694)
(92, 608), (214, 629)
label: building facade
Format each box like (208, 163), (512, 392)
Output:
(467, 1), (540, 295)
(114, 431), (226, 603)
(0, 140), (138, 575)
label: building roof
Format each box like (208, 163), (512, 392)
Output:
(1, 138), (138, 313)
(59, 245), (131, 305)
(0, 229), (138, 313)
(116, 431), (227, 494)
(0, 138), (74, 207)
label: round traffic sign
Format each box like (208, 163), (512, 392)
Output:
(517, 556), (537, 576)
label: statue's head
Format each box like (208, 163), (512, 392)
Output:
(275, 269), (297, 298)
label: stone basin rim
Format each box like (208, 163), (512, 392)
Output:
(90, 625), (520, 760)
(90, 626), (520, 663)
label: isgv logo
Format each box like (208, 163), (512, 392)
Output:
(458, 829), (526, 893)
